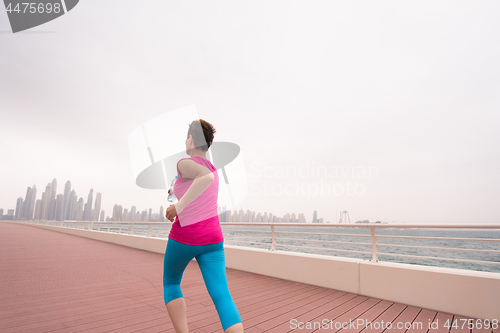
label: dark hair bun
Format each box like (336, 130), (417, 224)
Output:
(187, 119), (216, 151)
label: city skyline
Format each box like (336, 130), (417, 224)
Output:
(2, 177), (325, 223)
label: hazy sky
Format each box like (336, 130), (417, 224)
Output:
(1, 0), (499, 224)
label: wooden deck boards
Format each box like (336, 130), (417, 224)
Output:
(0, 222), (495, 333)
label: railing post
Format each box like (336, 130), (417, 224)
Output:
(130, 223), (133, 235)
(107, 223), (110, 233)
(270, 224), (276, 251)
(97, 222), (101, 232)
(370, 226), (378, 262)
(148, 223), (152, 237)
(119, 223), (122, 234)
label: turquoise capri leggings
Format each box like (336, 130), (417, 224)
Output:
(163, 238), (242, 331)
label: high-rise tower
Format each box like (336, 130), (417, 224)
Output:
(68, 190), (77, 220)
(93, 192), (102, 221)
(62, 180), (71, 220)
(15, 197), (23, 219)
(48, 178), (58, 220)
(21, 185), (36, 220)
(41, 183), (52, 220)
(28, 184), (37, 220)
(76, 198), (84, 221)
(55, 194), (64, 221)
(83, 189), (94, 221)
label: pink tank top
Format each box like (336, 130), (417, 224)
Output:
(168, 156), (224, 245)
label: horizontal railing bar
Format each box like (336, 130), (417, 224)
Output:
(57, 221), (171, 225)
(223, 234), (269, 240)
(276, 243), (373, 255)
(376, 235), (500, 242)
(277, 237), (371, 247)
(221, 229), (271, 234)
(377, 252), (500, 265)
(219, 222), (500, 229)
(377, 243), (500, 254)
(30, 220), (500, 229)
(274, 231), (371, 237)
(224, 240), (270, 246)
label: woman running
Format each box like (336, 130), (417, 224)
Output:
(164, 119), (244, 333)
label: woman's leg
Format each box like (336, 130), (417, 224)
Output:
(166, 298), (188, 333)
(195, 242), (243, 332)
(163, 238), (197, 333)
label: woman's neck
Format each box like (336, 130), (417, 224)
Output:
(189, 149), (207, 160)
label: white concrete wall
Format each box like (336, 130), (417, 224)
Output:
(24, 223), (168, 254)
(223, 244), (361, 295)
(359, 261), (500, 322)
(15, 222), (500, 320)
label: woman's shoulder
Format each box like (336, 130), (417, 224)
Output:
(189, 157), (216, 170)
(177, 157), (215, 178)
(176, 158), (194, 179)
(178, 157), (212, 168)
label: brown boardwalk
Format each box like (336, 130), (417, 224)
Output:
(0, 222), (497, 333)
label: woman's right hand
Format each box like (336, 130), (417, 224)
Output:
(165, 204), (178, 222)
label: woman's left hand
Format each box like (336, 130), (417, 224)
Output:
(165, 203), (182, 222)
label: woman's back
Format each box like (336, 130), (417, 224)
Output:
(168, 156), (224, 245)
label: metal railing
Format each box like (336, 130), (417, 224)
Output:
(19, 220), (500, 272)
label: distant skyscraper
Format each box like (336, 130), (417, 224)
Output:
(34, 200), (42, 220)
(83, 189), (94, 221)
(21, 187), (30, 219)
(28, 185), (36, 220)
(21, 185), (36, 220)
(41, 183), (52, 220)
(15, 197), (23, 219)
(148, 208), (152, 221)
(49, 178), (57, 220)
(99, 210), (105, 222)
(76, 198), (84, 221)
(51, 178), (57, 201)
(68, 190), (77, 220)
(0, 208), (4, 219)
(48, 198), (57, 220)
(112, 204), (123, 221)
(62, 180), (71, 220)
(93, 192), (102, 221)
(55, 194), (64, 221)
(159, 206), (164, 222)
(130, 206), (136, 222)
